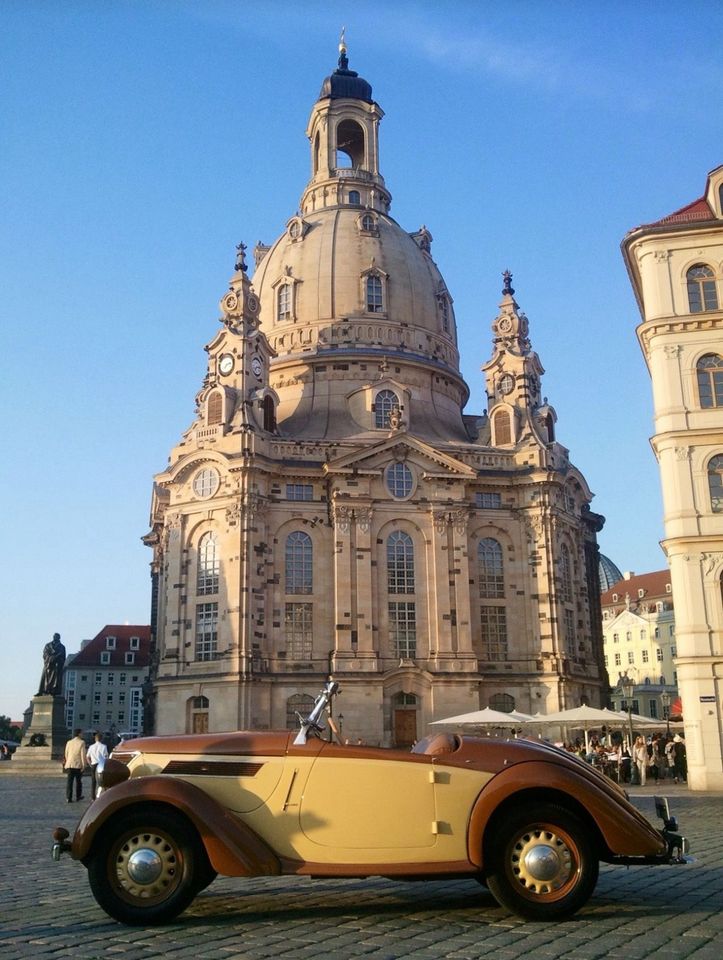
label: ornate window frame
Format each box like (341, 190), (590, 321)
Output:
(357, 211), (379, 236)
(686, 263), (719, 313)
(360, 263), (388, 316)
(272, 271), (300, 324)
(696, 353), (723, 408)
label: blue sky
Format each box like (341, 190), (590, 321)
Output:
(2, 1), (722, 721)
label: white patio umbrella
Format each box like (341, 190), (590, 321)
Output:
(526, 705), (629, 752)
(430, 707), (534, 731)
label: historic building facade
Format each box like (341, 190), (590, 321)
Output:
(622, 166), (723, 789)
(62, 625), (151, 737)
(144, 47), (606, 745)
(601, 570), (678, 720)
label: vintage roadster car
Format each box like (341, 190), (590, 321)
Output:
(52, 682), (689, 924)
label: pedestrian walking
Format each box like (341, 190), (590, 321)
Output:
(86, 731), (108, 799)
(63, 728), (87, 803)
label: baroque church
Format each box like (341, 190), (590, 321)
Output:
(143, 44), (607, 744)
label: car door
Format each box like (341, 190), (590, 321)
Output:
(298, 744), (437, 859)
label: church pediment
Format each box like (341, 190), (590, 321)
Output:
(324, 435), (477, 477)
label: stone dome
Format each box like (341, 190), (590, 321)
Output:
(252, 207), (460, 374)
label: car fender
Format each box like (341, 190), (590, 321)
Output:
(72, 775), (281, 877)
(466, 760), (667, 867)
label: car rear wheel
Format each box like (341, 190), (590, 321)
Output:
(87, 808), (205, 925)
(485, 802), (599, 921)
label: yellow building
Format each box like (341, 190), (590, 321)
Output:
(144, 46), (606, 744)
(622, 167), (723, 789)
(601, 570), (677, 721)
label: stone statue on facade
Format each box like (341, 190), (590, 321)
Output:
(37, 633), (66, 696)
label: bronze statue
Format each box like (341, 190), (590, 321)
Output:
(37, 632), (66, 696)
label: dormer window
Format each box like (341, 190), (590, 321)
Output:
(277, 283), (292, 321)
(359, 212), (377, 234)
(687, 264), (718, 313)
(100, 651), (111, 665)
(106, 636), (116, 650)
(374, 389), (400, 428)
(366, 275), (383, 312)
(130, 636), (140, 650)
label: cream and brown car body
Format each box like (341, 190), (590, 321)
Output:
(53, 685), (689, 924)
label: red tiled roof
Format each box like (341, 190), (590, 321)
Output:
(601, 569), (672, 606)
(642, 196), (714, 228)
(69, 624), (152, 668)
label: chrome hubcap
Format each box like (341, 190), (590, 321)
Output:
(114, 831), (180, 901)
(510, 828), (574, 895)
(127, 847), (163, 884)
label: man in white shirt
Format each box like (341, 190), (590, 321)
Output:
(63, 729), (87, 803)
(86, 731), (109, 799)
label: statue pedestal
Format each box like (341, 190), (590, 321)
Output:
(19, 695), (68, 762)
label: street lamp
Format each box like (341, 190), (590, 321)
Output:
(660, 689), (671, 737)
(621, 674), (635, 782)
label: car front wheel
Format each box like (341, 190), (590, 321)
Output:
(485, 802), (599, 921)
(87, 808), (205, 925)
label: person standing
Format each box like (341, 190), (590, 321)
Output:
(632, 735), (649, 786)
(673, 734), (687, 783)
(63, 728), (87, 803)
(86, 731), (108, 799)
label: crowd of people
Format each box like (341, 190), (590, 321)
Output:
(561, 731), (687, 785)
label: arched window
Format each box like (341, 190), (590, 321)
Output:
(349, 190), (361, 205)
(366, 274), (383, 312)
(286, 694), (315, 730)
(697, 354), (723, 408)
(207, 392), (223, 426)
(361, 213), (375, 231)
(197, 532), (219, 596)
(687, 264), (719, 313)
(263, 395), (276, 432)
(387, 531), (415, 594)
(545, 413), (555, 442)
(285, 531), (313, 594)
(489, 693), (515, 713)
(494, 409), (511, 445)
(708, 454), (723, 512)
(478, 537), (507, 661)
(335, 118), (365, 168)
(478, 538), (504, 598)
(277, 283), (291, 321)
(375, 389), (399, 428)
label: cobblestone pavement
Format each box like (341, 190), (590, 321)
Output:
(1, 773), (721, 960)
